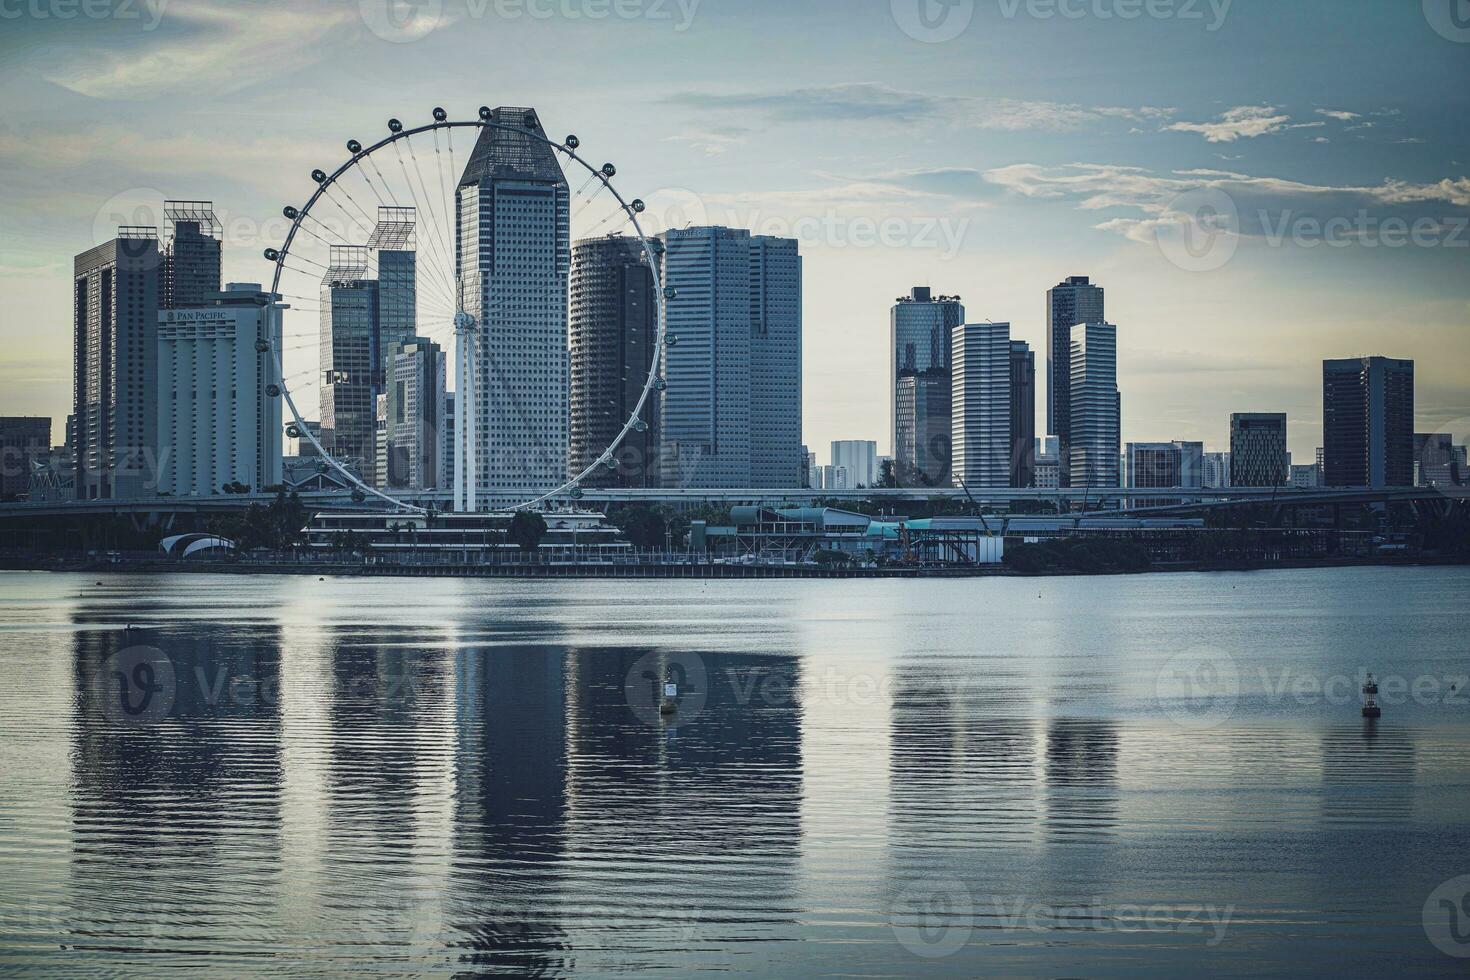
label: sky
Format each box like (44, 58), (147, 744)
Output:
(1, 0), (1467, 464)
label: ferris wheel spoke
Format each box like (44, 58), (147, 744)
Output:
(401, 136), (457, 310)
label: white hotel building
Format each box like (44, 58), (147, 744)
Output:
(156, 283), (283, 496)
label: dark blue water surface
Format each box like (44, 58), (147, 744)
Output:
(0, 567), (1467, 977)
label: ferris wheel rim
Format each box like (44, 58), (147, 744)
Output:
(266, 111), (669, 516)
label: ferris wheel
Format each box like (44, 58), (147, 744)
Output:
(263, 105), (671, 515)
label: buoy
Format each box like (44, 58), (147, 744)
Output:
(1362, 672), (1382, 719)
(659, 677), (678, 716)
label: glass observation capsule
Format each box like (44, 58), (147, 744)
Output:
(346, 139), (362, 154)
(432, 106), (447, 122)
(388, 118), (403, 133)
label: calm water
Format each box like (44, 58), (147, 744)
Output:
(0, 567), (1467, 977)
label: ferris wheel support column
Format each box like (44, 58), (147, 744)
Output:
(454, 311), (478, 513)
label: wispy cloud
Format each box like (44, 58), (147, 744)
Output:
(1317, 109), (1362, 122)
(981, 163), (1470, 243)
(662, 127), (751, 156)
(666, 83), (1175, 133)
(42, 1), (350, 101)
(1165, 105), (1297, 142)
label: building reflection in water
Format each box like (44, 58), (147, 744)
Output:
(445, 643), (805, 974)
(68, 611), (285, 956)
(1043, 718), (1120, 843)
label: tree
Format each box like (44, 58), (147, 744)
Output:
(507, 511), (549, 554)
(877, 458), (898, 489)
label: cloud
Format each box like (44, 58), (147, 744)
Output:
(666, 83), (1175, 133)
(1166, 105), (1295, 142)
(42, 2), (350, 101)
(1317, 109), (1362, 122)
(662, 127), (751, 156)
(980, 163), (1470, 245)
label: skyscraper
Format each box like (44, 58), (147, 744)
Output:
(569, 234), (658, 487)
(1047, 276), (1104, 487)
(749, 235), (803, 488)
(1229, 413), (1288, 487)
(830, 440), (878, 488)
(892, 287), (963, 487)
(658, 226), (801, 488)
(1068, 321), (1119, 488)
(320, 246), (379, 482)
(454, 106), (570, 510)
(156, 283), (283, 496)
(369, 206), (418, 373)
(384, 336), (445, 491)
(74, 227), (160, 499)
(1009, 340), (1036, 488)
(952, 322), (1012, 489)
(1322, 357), (1415, 488)
(1414, 432), (1458, 487)
(161, 201), (222, 310)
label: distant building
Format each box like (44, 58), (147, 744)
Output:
(802, 447), (817, 490)
(1047, 276), (1105, 487)
(385, 337), (445, 491)
(1127, 441), (1204, 489)
(161, 202), (222, 310)
(830, 440), (878, 488)
(569, 235), (659, 487)
(320, 246), (379, 484)
(1230, 413), (1288, 487)
(0, 417), (51, 499)
(952, 322), (1012, 488)
(1290, 463), (1322, 488)
(1034, 435), (1060, 488)
(156, 283), (283, 496)
(892, 287), (963, 487)
(658, 226), (801, 488)
(1414, 432), (1460, 487)
(74, 228), (161, 499)
(1322, 357), (1415, 488)
(1202, 451), (1231, 489)
(1009, 340), (1036, 488)
(441, 392), (456, 492)
(1068, 322), (1120, 487)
